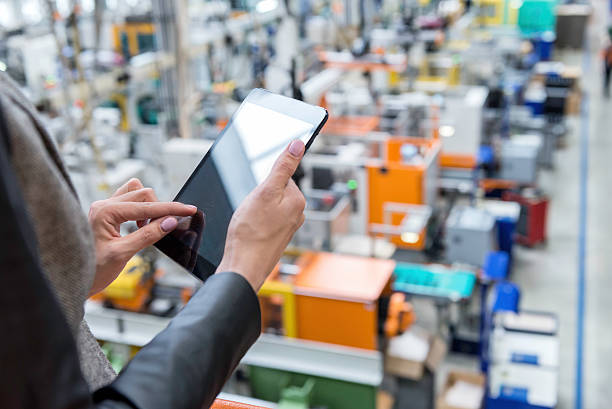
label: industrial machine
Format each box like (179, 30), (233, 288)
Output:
(439, 86), (488, 169)
(474, 0), (519, 26)
(445, 206), (497, 267)
(379, 93), (433, 138)
(367, 137), (440, 250)
(499, 135), (542, 185)
(503, 189), (549, 247)
(259, 251), (404, 350)
(486, 311), (559, 409)
(112, 16), (156, 59)
(293, 190), (352, 251)
(91, 256), (155, 312)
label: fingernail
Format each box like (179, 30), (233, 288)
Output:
(161, 217), (178, 232)
(289, 139), (305, 157)
(186, 204), (198, 213)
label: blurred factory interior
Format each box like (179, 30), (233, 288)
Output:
(0, 0), (608, 408)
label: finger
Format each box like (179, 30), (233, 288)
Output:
(118, 216), (179, 256)
(283, 179), (306, 212)
(108, 202), (197, 224)
(264, 139), (305, 190)
(113, 188), (159, 227)
(112, 178), (144, 198)
(113, 187), (158, 204)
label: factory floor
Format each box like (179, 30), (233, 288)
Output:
(434, 25), (612, 409)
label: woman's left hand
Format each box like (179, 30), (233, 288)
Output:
(88, 178), (197, 296)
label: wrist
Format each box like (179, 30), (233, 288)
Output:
(217, 259), (261, 292)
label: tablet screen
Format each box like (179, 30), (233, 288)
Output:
(155, 91), (326, 281)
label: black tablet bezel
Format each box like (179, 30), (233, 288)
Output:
(154, 89), (328, 281)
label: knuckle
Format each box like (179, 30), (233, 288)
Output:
(141, 227), (156, 243)
(292, 213), (304, 230)
(288, 192), (306, 212)
(296, 194), (306, 211)
(142, 188), (156, 201)
(105, 244), (124, 263)
(128, 178), (143, 190)
(277, 159), (295, 176)
(89, 200), (106, 219)
(259, 184), (276, 200)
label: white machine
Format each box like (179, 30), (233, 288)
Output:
(6, 34), (59, 101)
(439, 86), (488, 158)
(162, 138), (214, 199)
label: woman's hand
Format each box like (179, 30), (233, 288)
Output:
(217, 140), (307, 291)
(88, 178), (197, 296)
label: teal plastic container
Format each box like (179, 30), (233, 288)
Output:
(518, 0), (557, 35)
(393, 263), (477, 301)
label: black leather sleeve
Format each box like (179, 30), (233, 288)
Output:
(96, 272), (262, 409)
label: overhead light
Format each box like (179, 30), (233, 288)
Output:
(0, 61), (6, 72)
(256, 0), (278, 13)
(401, 232), (420, 244)
(439, 125), (455, 138)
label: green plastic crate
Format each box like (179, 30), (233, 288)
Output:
(249, 366), (377, 409)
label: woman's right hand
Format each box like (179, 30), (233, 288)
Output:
(216, 140), (307, 291)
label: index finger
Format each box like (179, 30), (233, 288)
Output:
(112, 178), (144, 198)
(265, 139), (305, 190)
(109, 202), (197, 223)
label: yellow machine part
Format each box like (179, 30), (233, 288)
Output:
(475, 0), (519, 26)
(259, 280), (298, 338)
(110, 93), (129, 132)
(112, 22), (156, 58)
(102, 256), (149, 300)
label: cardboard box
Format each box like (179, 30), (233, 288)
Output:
(377, 390), (395, 409)
(385, 327), (447, 380)
(436, 370), (485, 409)
(565, 90), (582, 116)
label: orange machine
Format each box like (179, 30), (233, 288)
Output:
(322, 115), (380, 138)
(212, 400), (268, 409)
(317, 51), (408, 73)
(384, 293), (415, 338)
(367, 137), (441, 250)
(439, 153), (477, 169)
(293, 252), (395, 350)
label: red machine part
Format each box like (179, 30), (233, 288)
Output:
(503, 191), (549, 247)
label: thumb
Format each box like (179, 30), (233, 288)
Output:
(265, 139), (305, 189)
(119, 216), (178, 255)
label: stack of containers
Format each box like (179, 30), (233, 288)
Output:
(486, 311), (559, 409)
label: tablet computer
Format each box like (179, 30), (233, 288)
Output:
(154, 89), (328, 281)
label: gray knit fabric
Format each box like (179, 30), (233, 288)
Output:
(0, 72), (116, 389)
